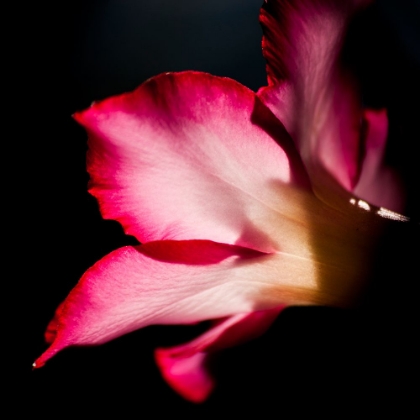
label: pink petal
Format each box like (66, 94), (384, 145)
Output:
(354, 109), (405, 213)
(155, 352), (212, 403)
(75, 71), (309, 253)
(35, 222), (351, 372)
(258, 0), (376, 200)
(34, 240), (282, 368)
(259, 0), (373, 88)
(155, 307), (284, 402)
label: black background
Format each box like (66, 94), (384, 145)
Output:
(25, 0), (419, 415)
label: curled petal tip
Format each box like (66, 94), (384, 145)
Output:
(155, 348), (214, 403)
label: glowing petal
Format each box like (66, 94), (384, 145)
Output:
(75, 71), (310, 253)
(35, 221), (367, 371)
(34, 240), (284, 368)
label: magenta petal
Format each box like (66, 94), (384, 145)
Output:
(75, 71), (305, 253)
(354, 109), (405, 212)
(34, 241), (272, 368)
(259, 0), (372, 87)
(259, 0), (374, 197)
(155, 307), (284, 402)
(155, 351), (212, 403)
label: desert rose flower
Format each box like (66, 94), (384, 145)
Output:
(34, 0), (411, 403)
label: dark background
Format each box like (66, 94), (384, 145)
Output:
(25, 0), (419, 415)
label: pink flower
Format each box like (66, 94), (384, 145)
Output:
(34, 0), (409, 403)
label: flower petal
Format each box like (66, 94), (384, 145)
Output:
(37, 224), (358, 371)
(34, 240), (285, 368)
(154, 307), (284, 402)
(155, 351), (212, 403)
(258, 0), (377, 202)
(354, 109), (405, 213)
(75, 71), (309, 253)
(259, 0), (372, 88)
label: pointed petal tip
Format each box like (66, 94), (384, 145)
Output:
(33, 344), (62, 370)
(32, 356), (47, 370)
